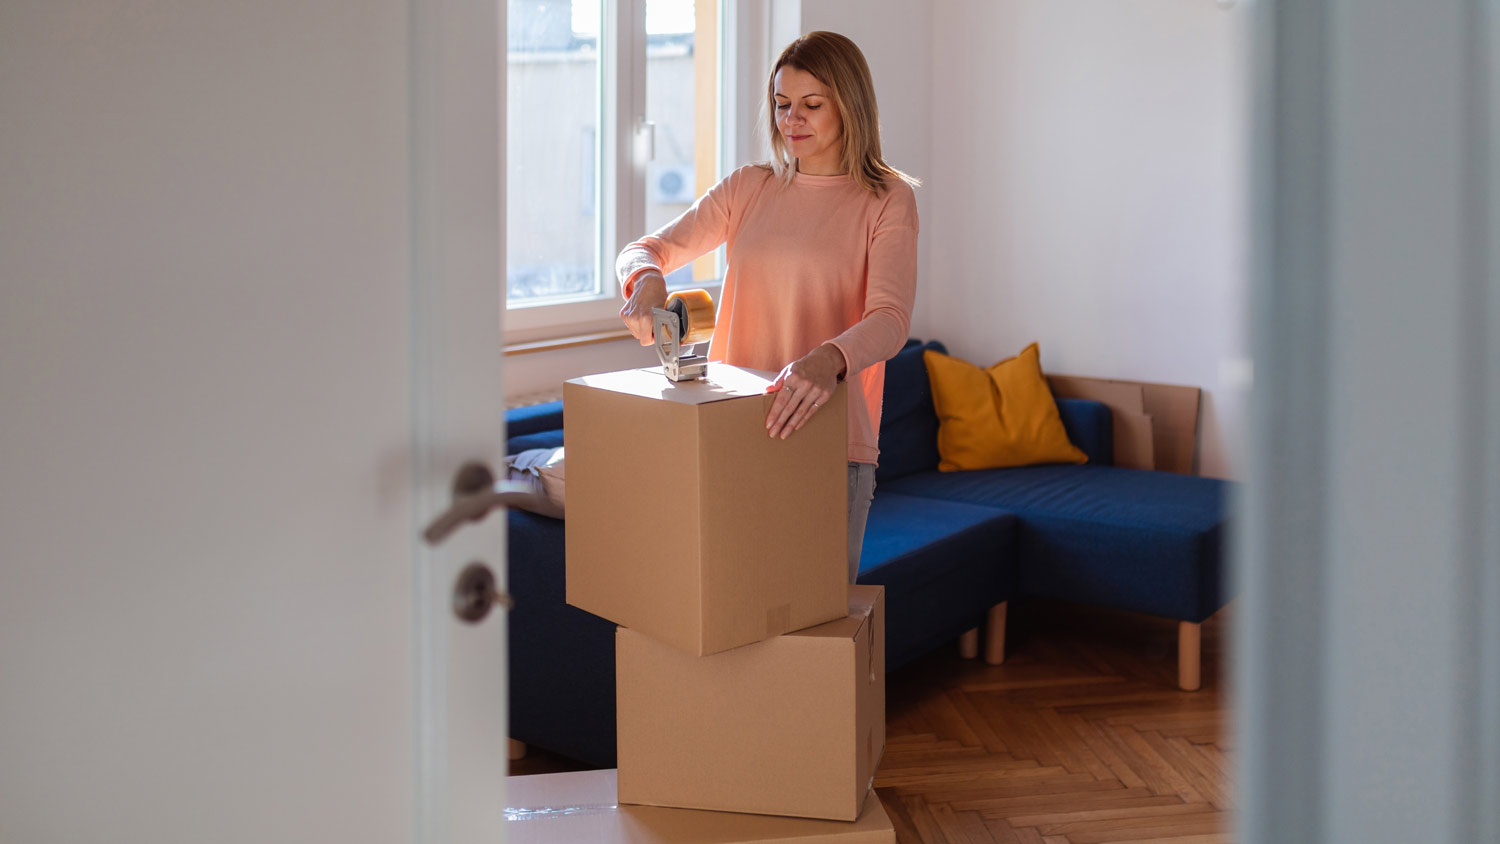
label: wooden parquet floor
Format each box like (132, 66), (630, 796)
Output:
(510, 598), (1233, 844)
(875, 599), (1232, 844)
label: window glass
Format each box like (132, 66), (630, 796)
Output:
(506, 0), (601, 305)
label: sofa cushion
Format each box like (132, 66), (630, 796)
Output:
(857, 492), (1018, 670)
(923, 344), (1088, 472)
(875, 340), (945, 484)
(1056, 398), (1113, 466)
(882, 465), (1229, 622)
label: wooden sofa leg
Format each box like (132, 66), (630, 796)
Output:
(958, 627), (979, 659)
(508, 738), (528, 761)
(984, 601), (1007, 665)
(1178, 621), (1202, 691)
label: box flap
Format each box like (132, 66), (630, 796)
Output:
(567, 365), (777, 406)
(787, 585), (881, 641)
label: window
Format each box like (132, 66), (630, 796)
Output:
(506, 0), (724, 341)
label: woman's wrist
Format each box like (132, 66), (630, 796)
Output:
(626, 271), (667, 299)
(818, 343), (849, 381)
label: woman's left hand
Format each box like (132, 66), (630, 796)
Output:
(766, 344), (847, 439)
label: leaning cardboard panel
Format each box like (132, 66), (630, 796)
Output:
(565, 365), (848, 656)
(1048, 374), (1201, 474)
(1046, 375), (1155, 471)
(617, 586), (886, 822)
(504, 768), (895, 843)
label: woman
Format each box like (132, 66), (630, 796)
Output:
(617, 30), (919, 585)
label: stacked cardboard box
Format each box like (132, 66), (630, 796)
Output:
(504, 364), (892, 841)
(564, 364), (850, 656)
(616, 585), (885, 821)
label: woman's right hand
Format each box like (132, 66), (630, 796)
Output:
(620, 272), (669, 346)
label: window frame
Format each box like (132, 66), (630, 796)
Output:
(503, 0), (730, 345)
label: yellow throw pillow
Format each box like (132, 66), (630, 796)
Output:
(923, 343), (1088, 471)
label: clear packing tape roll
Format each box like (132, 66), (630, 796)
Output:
(666, 288), (715, 344)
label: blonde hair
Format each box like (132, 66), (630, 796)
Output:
(765, 31), (919, 194)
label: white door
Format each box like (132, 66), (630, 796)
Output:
(1236, 1), (1500, 842)
(0, 2), (510, 843)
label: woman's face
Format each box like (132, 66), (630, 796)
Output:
(773, 66), (843, 175)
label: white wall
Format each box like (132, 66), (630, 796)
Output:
(924, 0), (1249, 478)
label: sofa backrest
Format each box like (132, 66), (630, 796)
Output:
(506, 400), (564, 454)
(876, 340), (946, 484)
(508, 400), (563, 437)
(876, 339), (1114, 483)
(1055, 399), (1113, 467)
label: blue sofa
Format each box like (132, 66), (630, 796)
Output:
(505, 339), (1230, 767)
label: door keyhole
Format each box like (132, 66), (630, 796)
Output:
(452, 562), (511, 624)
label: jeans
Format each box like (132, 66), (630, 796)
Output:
(847, 461), (876, 585)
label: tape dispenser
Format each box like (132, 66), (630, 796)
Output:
(652, 288), (715, 382)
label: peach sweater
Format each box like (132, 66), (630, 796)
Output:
(618, 164), (919, 464)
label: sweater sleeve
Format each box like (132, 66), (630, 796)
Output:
(827, 182), (919, 377)
(615, 168), (744, 299)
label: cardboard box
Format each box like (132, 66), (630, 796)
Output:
(617, 586), (886, 822)
(565, 364), (849, 656)
(504, 768), (895, 843)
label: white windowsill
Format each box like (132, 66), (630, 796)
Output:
(503, 280), (722, 349)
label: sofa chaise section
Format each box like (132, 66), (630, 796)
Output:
(875, 340), (1231, 690)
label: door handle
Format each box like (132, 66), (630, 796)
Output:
(638, 118), (656, 162)
(422, 460), (544, 545)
